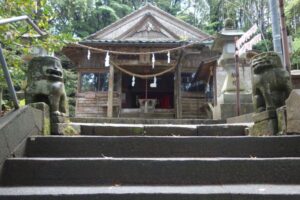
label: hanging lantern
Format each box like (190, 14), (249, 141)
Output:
(105, 51), (110, 67)
(152, 53), (155, 69)
(87, 49), (91, 60)
(167, 51), (170, 64)
(131, 76), (135, 87)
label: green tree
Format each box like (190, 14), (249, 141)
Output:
(0, 0), (75, 111)
(286, 0), (300, 69)
(49, 0), (132, 38)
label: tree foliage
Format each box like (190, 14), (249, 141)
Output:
(0, 0), (76, 112)
(0, 0), (75, 88)
(49, 0), (131, 38)
(286, 0), (300, 68)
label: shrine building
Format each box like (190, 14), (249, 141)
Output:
(63, 3), (219, 119)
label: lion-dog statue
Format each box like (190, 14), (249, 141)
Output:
(25, 56), (68, 117)
(251, 52), (291, 113)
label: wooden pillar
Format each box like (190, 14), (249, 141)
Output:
(213, 64), (218, 106)
(107, 64), (114, 118)
(174, 69), (177, 118)
(175, 51), (184, 119)
(177, 63), (182, 119)
(75, 72), (81, 117)
(117, 72), (122, 117)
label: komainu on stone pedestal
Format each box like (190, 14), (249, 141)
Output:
(25, 56), (68, 134)
(252, 52), (291, 112)
(250, 52), (292, 135)
(25, 56), (68, 116)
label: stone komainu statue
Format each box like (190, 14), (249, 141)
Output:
(25, 56), (68, 116)
(251, 52), (292, 112)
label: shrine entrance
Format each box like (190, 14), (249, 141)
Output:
(120, 72), (175, 118)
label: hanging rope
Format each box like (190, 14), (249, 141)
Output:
(70, 37), (212, 55)
(110, 60), (176, 79)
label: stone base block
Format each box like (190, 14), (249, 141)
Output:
(51, 114), (68, 123)
(250, 110), (278, 136)
(218, 93), (253, 104)
(287, 120), (300, 133)
(29, 102), (50, 135)
(253, 110), (276, 122)
(213, 93), (254, 120)
(213, 103), (254, 120)
(227, 113), (254, 123)
(286, 89), (300, 134)
(249, 119), (278, 136)
(51, 123), (79, 135)
(277, 106), (287, 135)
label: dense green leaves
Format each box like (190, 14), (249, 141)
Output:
(0, 0), (75, 110)
(286, 0), (300, 68)
(0, 0), (75, 87)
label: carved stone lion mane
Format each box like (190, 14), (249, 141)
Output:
(251, 52), (291, 112)
(25, 56), (68, 116)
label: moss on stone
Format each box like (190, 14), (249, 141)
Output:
(63, 124), (79, 135)
(131, 127), (143, 135)
(249, 118), (278, 136)
(29, 102), (51, 135)
(44, 118), (51, 135)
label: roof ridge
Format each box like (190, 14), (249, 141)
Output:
(85, 4), (151, 40)
(116, 13), (180, 40)
(85, 3), (211, 41)
(146, 4), (210, 38)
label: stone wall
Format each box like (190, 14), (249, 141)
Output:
(0, 106), (43, 179)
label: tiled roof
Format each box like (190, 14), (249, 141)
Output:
(80, 39), (213, 46)
(85, 3), (210, 41)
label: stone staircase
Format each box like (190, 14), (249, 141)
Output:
(0, 121), (300, 199)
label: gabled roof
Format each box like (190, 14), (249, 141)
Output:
(86, 3), (210, 42)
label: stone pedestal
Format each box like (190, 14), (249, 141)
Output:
(29, 102), (50, 135)
(213, 93), (253, 120)
(50, 113), (79, 135)
(221, 62), (245, 93)
(51, 114), (67, 135)
(286, 89), (300, 134)
(249, 110), (278, 136)
(276, 106), (287, 135)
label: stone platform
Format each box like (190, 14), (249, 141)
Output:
(213, 93), (253, 120)
(1, 113), (299, 200)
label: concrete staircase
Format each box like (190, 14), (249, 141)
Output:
(0, 122), (300, 199)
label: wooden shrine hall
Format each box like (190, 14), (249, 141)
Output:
(63, 3), (219, 119)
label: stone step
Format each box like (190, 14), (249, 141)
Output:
(71, 117), (226, 125)
(25, 136), (300, 158)
(79, 124), (248, 136)
(0, 185), (299, 200)
(2, 158), (300, 186)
